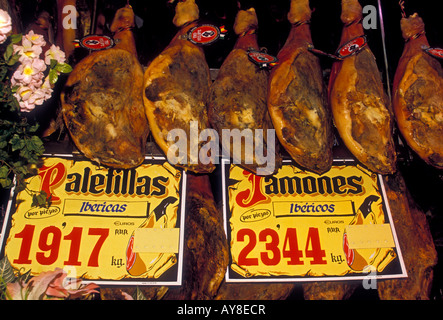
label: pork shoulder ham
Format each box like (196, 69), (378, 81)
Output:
(376, 172), (437, 300)
(328, 0), (396, 174)
(207, 7), (280, 176)
(268, 0), (333, 174)
(61, 5), (149, 169)
(392, 13), (443, 169)
(164, 174), (229, 300)
(143, 0), (215, 174)
(101, 174), (229, 300)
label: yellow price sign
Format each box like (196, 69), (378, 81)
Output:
(0, 156), (186, 286)
(221, 159), (407, 282)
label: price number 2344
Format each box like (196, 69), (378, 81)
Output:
(236, 227), (327, 266)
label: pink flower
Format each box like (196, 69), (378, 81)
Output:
(14, 76), (53, 112)
(121, 291), (134, 300)
(45, 44), (66, 65)
(45, 269), (100, 299)
(40, 75), (53, 92)
(0, 9), (12, 44)
(13, 38), (43, 63)
(6, 269), (64, 299)
(30, 87), (53, 106)
(14, 85), (34, 101)
(5, 268), (100, 300)
(12, 58), (46, 85)
(18, 99), (36, 112)
(24, 30), (46, 47)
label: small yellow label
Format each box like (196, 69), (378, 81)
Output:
(346, 224), (395, 249)
(134, 228), (180, 253)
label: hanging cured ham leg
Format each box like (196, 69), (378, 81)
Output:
(143, 0), (215, 174)
(268, 0), (333, 174)
(61, 5), (149, 169)
(329, 0), (396, 174)
(392, 12), (443, 169)
(208, 7), (279, 176)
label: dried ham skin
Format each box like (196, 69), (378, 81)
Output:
(164, 174), (229, 300)
(208, 8), (279, 176)
(143, 31), (214, 173)
(329, 0), (396, 174)
(392, 13), (443, 169)
(143, 0), (214, 174)
(268, 0), (333, 174)
(61, 6), (149, 169)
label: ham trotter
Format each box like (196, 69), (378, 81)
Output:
(61, 5), (149, 169)
(143, 0), (215, 174)
(328, 0), (396, 174)
(268, 0), (333, 174)
(208, 7), (279, 176)
(392, 12), (443, 169)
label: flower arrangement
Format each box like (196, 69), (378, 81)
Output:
(0, 256), (99, 300)
(0, 9), (72, 207)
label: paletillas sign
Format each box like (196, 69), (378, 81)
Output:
(222, 159), (407, 282)
(0, 156), (186, 286)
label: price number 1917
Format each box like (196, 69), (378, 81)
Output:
(12, 224), (109, 267)
(236, 227), (326, 266)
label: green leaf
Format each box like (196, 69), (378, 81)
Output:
(6, 53), (20, 66)
(28, 135), (45, 153)
(3, 44), (13, 62)
(0, 165), (9, 179)
(9, 95), (19, 112)
(135, 287), (147, 300)
(55, 63), (73, 74)
(10, 134), (25, 152)
(19, 135), (45, 164)
(12, 161), (28, 176)
(0, 256), (17, 285)
(28, 124), (39, 133)
(11, 85), (19, 93)
(0, 177), (12, 188)
(50, 59), (57, 69)
(0, 66), (7, 81)
(0, 150), (9, 160)
(32, 192), (48, 208)
(10, 33), (22, 44)
(49, 69), (58, 85)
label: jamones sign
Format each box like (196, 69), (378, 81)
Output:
(222, 159), (407, 282)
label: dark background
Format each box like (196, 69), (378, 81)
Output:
(2, 0), (443, 300)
